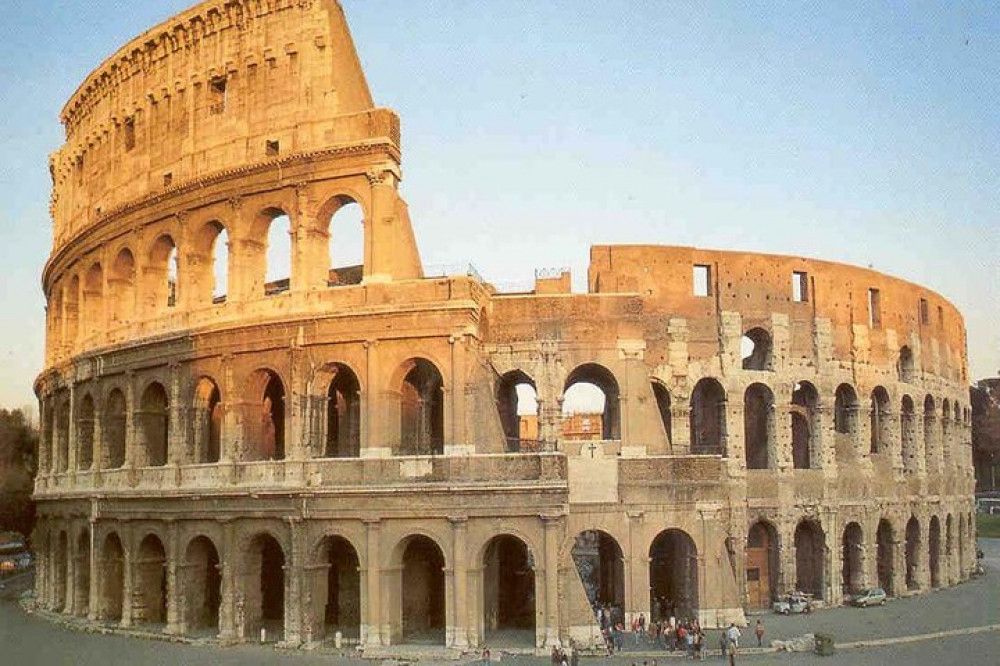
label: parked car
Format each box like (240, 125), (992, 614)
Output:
(773, 591), (813, 615)
(850, 588), (887, 607)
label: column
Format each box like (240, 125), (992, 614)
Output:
(449, 517), (469, 648)
(88, 520), (99, 621)
(627, 512), (648, 621)
(165, 522), (182, 635)
(541, 514), (562, 647)
(120, 526), (134, 627)
(218, 520), (237, 642)
(67, 384), (78, 477)
(362, 519), (382, 647)
(282, 519), (305, 646)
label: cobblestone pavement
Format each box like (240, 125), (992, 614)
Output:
(2, 540), (998, 666)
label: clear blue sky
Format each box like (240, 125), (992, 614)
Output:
(0, 1), (997, 411)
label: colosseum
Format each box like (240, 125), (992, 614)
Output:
(33, 0), (977, 655)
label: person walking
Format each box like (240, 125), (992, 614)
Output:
(754, 619), (765, 647)
(726, 623), (741, 650)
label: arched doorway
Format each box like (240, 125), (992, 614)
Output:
(741, 328), (773, 371)
(245, 533), (285, 641)
(689, 378), (727, 455)
(901, 396), (917, 473)
(399, 536), (446, 644)
(649, 530), (699, 621)
(316, 536), (361, 643)
(99, 533), (125, 622)
(791, 382), (819, 469)
(744, 383), (775, 469)
(103, 389), (127, 469)
(74, 529), (90, 616)
(870, 387), (890, 454)
(928, 516), (941, 588)
(496, 370), (539, 452)
(135, 534), (167, 627)
(184, 536), (221, 636)
(138, 383), (169, 467)
(324, 366), (361, 458)
(398, 359), (445, 455)
(794, 520), (825, 599)
(841, 523), (864, 596)
(876, 519), (894, 595)
(483, 535), (535, 646)
(563, 364), (621, 440)
(53, 531), (68, 612)
(246, 370), (285, 461)
(905, 516), (921, 590)
(745, 521), (779, 610)
(76, 394), (95, 470)
(571, 531), (625, 619)
(326, 197), (365, 285)
(193, 378), (222, 464)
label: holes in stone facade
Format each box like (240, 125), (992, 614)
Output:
(868, 288), (881, 329)
(265, 140), (280, 157)
(690, 378), (726, 455)
(99, 533), (125, 621)
(54, 396), (70, 473)
(923, 395), (938, 471)
(744, 383), (775, 470)
(919, 298), (929, 325)
(250, 371), (286, 461)
(75, 529), (90, 615)
(928, 516), (941, 588)
(741, 328), (773, 371)
(82, 263), (104, 340)
(246, 534), (285, 637)
(649, 530), (699, 621)
(146, 235), (179, 313)
(209, 77), (227, 114)
(794, 519), (825, 599)
(792, 271), (809, 302)
(496, 370), (538, 452)
(572, 530), (625, 612)
(110, 248), (136, 326)
(483, 535), (535, 637)
(123, 116), (136, 152)
(834, 384), (858, 436)
(324, 365), (361, 458)
(563, 364), (620, 440)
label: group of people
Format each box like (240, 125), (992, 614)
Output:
(549, 644), (579, 666)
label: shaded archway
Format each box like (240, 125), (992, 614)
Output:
(246, 370), (285, 461)
(138, 382), (169, 467)
(324, 365), (361, 458)
(928, 516), (941, 588)
(317, 536), (361, 642)
(244, 533), (285, 641)
(483, 535), (535, 643)
(103, 389), (127, 469)
(905, 516), (921, 590)
(744, 383), (775, 469)
(841, 522), (864, 595)
(109, 248), (136, 326)
(651, 381), (673, 448)
(184, 536), (221, 635)
(82, 263), (104, 340)
(791, 382), (819, 469)
(690, 378), (727, 455)
(496, 370), (538, 452)
(399, 535), (446, 644)
(745, 521), (779, 610)
(326, 197), (365, 286)
(145, 235), (178, 314)
(54, 397), (70, 473)
(923, 395), (938, 472)
(192, 378), (222, 464)
(741, 328), (773, 371)
(571, 530), (625, 615)
(99, 533), (125, 622)
(649, 530), (699, 621)
(870, 387), (890, 454)
(901, 396), (917, 473)
(191, 220), (229, 305)
(945, 514), (954, 584)
(53, 531), (68, 612)
(74, 528), (90, 616)
(398, 359), (444, 455)
(897, 346), (914, 383)
(134, 534), (167, 626)
(563, 364), (621, 440)
(76, 393), (95, 470)
(876, 519), (895, 595)
(834, 384), (859, 458)
(794, 520), (825, 599)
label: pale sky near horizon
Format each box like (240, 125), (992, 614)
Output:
(0, 1), (996, 411)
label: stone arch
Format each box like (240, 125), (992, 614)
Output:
(651, 380), (673, 448)
(841, 522), (864, 595)
(928, 515), (941, 588)
(243, 532), (286, 641)
(649, 529), (699, 620)
(261, 207), (292, 295)
(940, 399), (952, 465)
(690, 378), (727, 455)
(571, 530), (625, 613)
(746, 520), (779, 610)
(82, 263), (104, 340)
(876, 518), (895, 595)
(74, 527), (90, 616)
(183, 535), (221, 635)
(794, 519), (825, 599)
(905, 515), (921, 590)
(64, 274), (81, 347)
(744, 382), (775, 469)
(496, 370), (538, 451)
(138, 381), (169, 467)
(192, 377), (222, 464)
(98, 532), (125, 621)
(482, 534), (536, 642)
(391, 534), (447, 644)
(309, 534), (362, 643)
(834, 384), (859, 437)
(870, 387), (891, 454)
(134, 533), (167, 626)
(102, 388), (127, 469)
(54, 394), (70, 473)
(321, 363), (362, 458)
(324, 195), (365, 286)
(563, 363), (621, 440)
(144, 234), (178, 314)
(76, 392), (95, 470)
(741, 327), (773, 371)
(923, 395), (938, 471)
(244, 369), (286, 461)
(901, 395), (918, 473)
(48, 285), (64, 353)
(898, 346), (915, 383)
(396, 358), (445, 456)
(109, 247), (136, 326)
(191, 219), (229, 305)
(791, 381), (819, 469)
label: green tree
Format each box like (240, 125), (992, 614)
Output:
(0, 408), (38, 536)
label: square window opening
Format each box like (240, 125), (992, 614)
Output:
(868, 288), (882, 329)
(792, 271), (809, 302)
(693, 264), (712, 297)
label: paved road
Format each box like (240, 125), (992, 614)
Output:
(1, 540), (998, 666)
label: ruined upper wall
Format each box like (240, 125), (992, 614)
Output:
(49, 0), (386, 250)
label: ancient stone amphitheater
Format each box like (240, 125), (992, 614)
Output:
(33, 0), (976, 654)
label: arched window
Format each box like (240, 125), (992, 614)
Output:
(834, 384), (858, 435)
(744, 383), (775, 469)
(901, 395), (917, 473)
(651, 381), (672, 448)
(791, 381), (819, 469)
(649, 530), (699, 620)
(399, 359), (444, 455)
(82, 264), (104, 340)
(794, 519), (826, 599)
(496, 370), (538, 452)
(76, 394), (95, 471)
(193, 378), (222, 464)
(690, 378), (727, 455)
(924, 395), (938, 471)
(325, 365), (361, 458)
(108, 249), (136, 327)
(103, 389), (127, 469)
(563, 364), (620, 440)
(741, 328), (773, 371)
(246, 370), (285, 461)
(138, 382), (169, 467)
(265, 211), (292, 295)
(327, 198), (364, 286)
(870, 387), (890, 455)
(571, 530), (625, 611)
(898, 346), (915, 383)
(146, 235), (178, 314)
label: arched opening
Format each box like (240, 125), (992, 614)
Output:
(76, 394), (95, 470)
(563, 364), (621, 440)
(246, 370), (285, 461)
(99, 533), (125, 622)
(928, 516), (941, 588)
(53, 531), (68, 612)
(876, 519), (895, 595)
(54, 397), (70, 473)
(134, 534), (167, 627)
(744, 383), (775, 469)
(897, 346), (915, 383)
(245, 533), (285, 641)
(834, 384), (858, 436)
(940, 399), (951, 466)
(689, 378), (727, 455)
(265, 211), (292, 295)
(901, 396), (917, 473)
(791, 382), (819, 469)
(571, 530), (625, 617)
(316, 536), (361, 644)
(958, 515), (966, 579)
(649, 530), (699, 621)
(841, 523), (864, 596)
(324, 365), (361, 458)
(923, 395), (938, 471)
(138, 383), (169, 467)
(193, 378), (222, 464)
(651, 381), (673, 448)
(746, 521), (779, 610)
(483, 535), (535, 644)
(74, 529), (90, 616)
(327, 198), (364, 286)
(212, 224), (229, 303)
(146, 235), (179, 314)
(905, 516), (921, 590)
(741, 328), (773, 371)
(399, 536), (446, 644)
(870, 387), (891, 455)
(184, 536), (221, 636)
(794, 520), (825, 600)
(64, 276), (81, 349)
(103, 389), (127, 469)
(496, 370), (539, 452)
(945, 514), (954, 584)
(109, 248), (136, 327)
(399, 359), (444, 456)
(82, 263), (103, 340)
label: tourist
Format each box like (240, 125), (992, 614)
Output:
(481, 648), (491, 666)
(755, 619), (765, 647)
(726, 623), (741, 649)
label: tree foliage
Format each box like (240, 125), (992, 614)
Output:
(0, 408), (37, 536)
